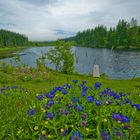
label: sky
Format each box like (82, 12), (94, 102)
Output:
(0, 0), (140, 41)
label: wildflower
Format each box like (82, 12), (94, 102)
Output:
(112, 113), (130, 123)
(132, 104), (140, 111)
(70, 131), (82, 140)
(119, 92), (126, 97)
(60, 129), (68, 136)
(87, 96), (94, 103)
(72, 97), (79, 103)
(103, 118), (108, 123)
(27, 107), (36, 116)
(61, 89), (68, 95)
(45, 112), (55, 120)
(94, 82), (101, 90)
(34, 126), (39, 131)
(74, 105), (84, 112)
(86, 128), (90, 132)
(81, 121), (87, 127)
(66, 103), (73, 109)
(82, 86), (88, 92)
(64, 83), (71, 89)
(72, 80), (78, 84)
(95, 100), (102, 106)
(47, 100), (54, 107)
(44, 93), (55, 99)
(81, 113), (88, 120)
(41, 108), (46, 113)
(36, 94), (44, 100)
(41, 130), (46, 136)
(45, 121), (48, 125)
(101, 129), (111, 140)
(80, 91), (87, 97)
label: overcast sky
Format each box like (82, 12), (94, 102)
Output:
(0, 0), (140, 41)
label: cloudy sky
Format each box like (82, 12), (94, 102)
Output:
(0, 0), (140, 41)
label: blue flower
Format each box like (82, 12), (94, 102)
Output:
(101, 129), (111, 140)
(80, 91), (87, 97)
(64, 83), (71, 89)
(47, 100), (54, 107)
(82, 86), (88, 92)
(72, 97), (79, 103)
(95, 100), (102, 106)
(36, 94), (44, 100)
(60, 129), (68, 136)
(72, 80), (78, 84)
(74, 105), (84, 112)
(27, 107), (36, 116)
(61, 89), (68, 95)
(132, 104), (140, 111)
(66, 103), (73, 109)
(45, 112), (55, 120)
(44, 93), (55, 99)
(112, 113), (130, 123)
(119, 92), (126, 97)
(70, 131), (82, 140)
(87, 96), (94, 103)
(94, 82), (101, 90)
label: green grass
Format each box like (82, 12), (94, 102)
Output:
(0, 64), (140, 139)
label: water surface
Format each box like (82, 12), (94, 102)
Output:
(0, 46), (140, 79)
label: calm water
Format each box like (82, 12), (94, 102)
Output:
(0, 46), (140, 79)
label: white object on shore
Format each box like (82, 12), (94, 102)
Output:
(93, 65), (100, 77)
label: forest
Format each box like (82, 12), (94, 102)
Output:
(71, 18), (140, 49)
(0, 29), (28, 47)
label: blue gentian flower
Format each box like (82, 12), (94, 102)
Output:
(45, 112), (55, 120)
(94, 82), (101, 90)
(64, 83), (71, 89)
(66, 103), (73, 109)
(80, 91), (87, 97)
(62, 89), (68, 95)
(95, 100), (102, 106)
(72, 80), (78, 84)
(82, 86), (88, 92)
(27, 107), (36, 116)
(74, 105), (84, 112)
(47, 100), (54, 107)
(36, 94), (44, 100)
(87, 96), (94, 103)
(101, 129), (111, 140)
(70, 131), (82, 140)
(72, 97), (79, 103)
(112, 113), (130, 123)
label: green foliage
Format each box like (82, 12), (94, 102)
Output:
(0, 29), (28, 47)
(70, 18), (140, 49)
(47, 40), (74, 74)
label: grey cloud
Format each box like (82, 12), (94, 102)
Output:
(0, 0), (140, 41)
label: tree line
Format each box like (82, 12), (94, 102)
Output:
(0, 29), (29, 47)
(72, 18), (140, 49)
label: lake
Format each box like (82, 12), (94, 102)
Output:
(0, 46), (140, 79)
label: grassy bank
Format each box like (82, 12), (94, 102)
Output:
(0, 64), (140, 139)
(0, 47), (29, 59)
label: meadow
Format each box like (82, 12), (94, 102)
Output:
(0, 63), (140, 140)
